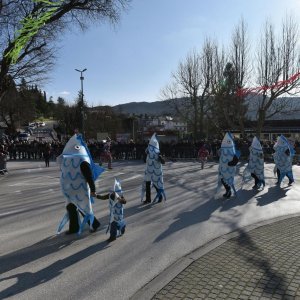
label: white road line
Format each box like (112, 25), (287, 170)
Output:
(122, 174), (142, 182)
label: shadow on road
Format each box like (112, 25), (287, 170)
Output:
(255, 185), (289, 206)
(0, 240), (109, 299)
(0, 233), (90, 275)
(154, 196), (221, 243)
(234, 229), (287, 297)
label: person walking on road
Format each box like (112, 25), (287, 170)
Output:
(141, 133), (166, 204)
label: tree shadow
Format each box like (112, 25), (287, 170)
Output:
(255, 185), (289, 206)
(234, 229), (287, 296)
(154, 195), (221, 243)
(0, 240), (109, 299)
(0, 233), (91, 275)
(219, 189), (258, 212)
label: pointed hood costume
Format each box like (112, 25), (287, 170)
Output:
(218, 132), (238, 196)
(243, 136), (265, 187)
(141, 133), (166, 203)
(106, 178), (126, 235)
(273, 135), (294, 184)
(57, 134), (104, 234)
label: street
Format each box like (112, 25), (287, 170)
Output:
(1, 160), (300, 299)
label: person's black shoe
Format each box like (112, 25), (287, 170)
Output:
(65, 230), (78, 235)
(223, 190), (231, 197)
(223, 190), (231, 198)
(288, 180), (294, 185)
(142, 200), (151, 205)
(90, 221), (100, 233)
(225, 191), (232, 198)
(107, 236), (116, 243)
(252, 184), (258, 189)
(120, 227), (125, 235)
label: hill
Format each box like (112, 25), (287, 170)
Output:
(112, 100), (177, 116)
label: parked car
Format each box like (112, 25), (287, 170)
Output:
(38, 122), (46, 127)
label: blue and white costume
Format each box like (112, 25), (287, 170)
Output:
(96, 178), (126, 242)
(217, 132), (238, 198)
(107, 179), (126, 235)
(57, 134), (104, 234)
(141, 133), (166, 203)
(273, 135), (295, 185)
(243, 137), (265, 189)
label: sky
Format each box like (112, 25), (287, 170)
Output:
(43, 0), (300, 107)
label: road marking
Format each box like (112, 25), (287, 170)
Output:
(122, 174), (142, 182)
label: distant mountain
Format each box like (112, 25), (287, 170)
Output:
(112, 100), (177, 116)
(111, 96), (300, 120)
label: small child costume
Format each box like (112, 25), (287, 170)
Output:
(97, 179), (126, 243)
(273, 135), (295, 185)
(218, 132), (239, 198)
(141, 133), (166, 204)
(243, 137), (265, 189)
(57, 134), (104, 235)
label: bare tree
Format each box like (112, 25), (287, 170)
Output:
(211, 18), (250, 136)
(254, 15), (300, 135)
(160, 49), (202, 140)
(161, 39), (222, 140)
(0, 0), (131, 104)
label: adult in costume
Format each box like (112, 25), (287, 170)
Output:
(218, 132), (239, 198)
(273, 135), (295, 185)
(57, 134), (104, 234)
(243, 137), (265, 189)
(198, 144), (209, 169)
(141, 133), (166, 204)
(97, 179), (126, 243)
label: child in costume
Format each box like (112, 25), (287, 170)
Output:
(141, 133), (166, 204)
(96, 179), (126, 243)
(57, 134), (104, 235)
(218, 132), (239, 198)
(273, 135), (295, 185)
(243, 136), (265, 189)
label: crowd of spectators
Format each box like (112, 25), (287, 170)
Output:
(1, 134), (300, 174)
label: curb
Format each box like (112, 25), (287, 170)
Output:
(130, 212), (300, 300)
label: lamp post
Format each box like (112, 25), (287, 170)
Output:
(75, 68), (87, 138)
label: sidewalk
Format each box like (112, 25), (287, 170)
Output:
(134, 215), (300, 300)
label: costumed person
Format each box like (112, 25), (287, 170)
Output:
(96, 178), (126, 243)
(57, 134), (105, 235)
(242, 137), (265, 189)
(198, 144), (209, 169)
(217, 132), (239, 198)
(273, 135), (295, 185)
(103, 137), (113, 169)
(141, 133), (166, 204)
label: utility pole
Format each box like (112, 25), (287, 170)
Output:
(75, 68), (87, 139)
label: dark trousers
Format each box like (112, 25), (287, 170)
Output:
(221, 179), (231, 192)
(251, 173), (259, 185)
(110, 221), (125, 238)
(66, 203), (100, 233)
(145, 181), (162, 203)
(277, 168), (293, 183)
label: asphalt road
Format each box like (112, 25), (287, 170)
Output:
(1, 160), (300, 300)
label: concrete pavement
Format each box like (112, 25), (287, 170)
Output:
(2, 160), (300, 299)
(133, 214), (300, 300)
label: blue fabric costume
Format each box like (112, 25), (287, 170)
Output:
(273, 135), (295, 185)
(217, 132), (238, 198)
(243, 137), (265, 189)
(57, 134), (104, 234)
(141, 133), (166, 203)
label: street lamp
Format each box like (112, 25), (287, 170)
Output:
(75, 68), (87, 139)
